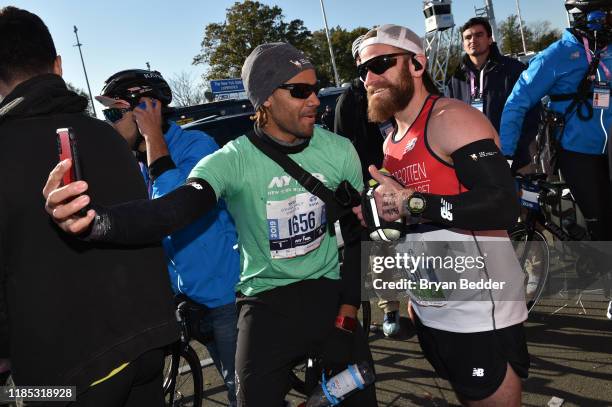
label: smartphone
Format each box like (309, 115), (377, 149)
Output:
(136, 100), (156, 110)
(56, 127), (88, 216)
(56, 127), (83, 185)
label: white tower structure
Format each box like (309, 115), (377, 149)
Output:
(423, 0), (458, 91)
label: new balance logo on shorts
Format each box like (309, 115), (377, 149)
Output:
(472, 368), (485, 377)
(440, 198), (453, 221)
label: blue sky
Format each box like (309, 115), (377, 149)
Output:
(6, 0), (569, 117)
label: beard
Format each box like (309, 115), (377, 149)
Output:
(367, 68), (414, 123)
(270, 106), (316, 141)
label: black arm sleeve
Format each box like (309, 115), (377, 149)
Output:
(338, 210), (364, 308)
(88, 178), (217, 245)
(419, 139), (519, 230)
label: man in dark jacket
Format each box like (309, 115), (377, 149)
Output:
(447, 17), (540, 171)
(334, 35), (401, 337)
(334, 35), (386, 184)
(0, 7), (178, 405)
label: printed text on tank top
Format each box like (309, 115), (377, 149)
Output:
(383, 94), (467, 195)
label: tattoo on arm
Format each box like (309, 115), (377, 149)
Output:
(382, 192), (400, 216)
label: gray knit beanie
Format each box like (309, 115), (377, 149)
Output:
(241, 42), (315, 109)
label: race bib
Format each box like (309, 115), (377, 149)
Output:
(593, 81), (610, 109)
(391, 240), (449, 307)
(267, 192), (327, 259)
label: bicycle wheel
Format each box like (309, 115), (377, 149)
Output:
(163, 342), (203, 407)
(509, 225), (550, 313)
(288, 356), (320, 397)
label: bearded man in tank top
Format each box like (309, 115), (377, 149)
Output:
(353, 24), (530, 407)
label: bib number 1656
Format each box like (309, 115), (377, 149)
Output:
(287, 211), (316, 236)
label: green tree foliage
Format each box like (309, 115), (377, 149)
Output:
(193, 1), (311, 80)
(499, 14), (529, 55)
(308, 26), (369, 87)
(499, 14), (561, 55)
(66, 82), (94, 117)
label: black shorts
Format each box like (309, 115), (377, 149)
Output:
(414, 316), (530, 401)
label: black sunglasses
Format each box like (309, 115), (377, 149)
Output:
(357, 52), (412, 81)
(102, 107), (131, 123)
(277, 83), (319, 99)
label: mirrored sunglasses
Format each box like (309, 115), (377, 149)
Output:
(357, 52), (412, 81)
(102, 107), (131, 123)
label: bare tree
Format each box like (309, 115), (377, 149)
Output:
(168, 71), (207, 107)
(528, 21), (562, 52)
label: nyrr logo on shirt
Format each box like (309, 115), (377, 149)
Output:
(268, 173), (327, 189)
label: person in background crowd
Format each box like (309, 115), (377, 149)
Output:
(334, 34), (401, 337)
(447, 17), (539, 173)
(96, 69), (240, 406)
(500, 0), (612, 319)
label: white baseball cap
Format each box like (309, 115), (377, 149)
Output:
(351, 34), (365, 59)
(359, 24), (424, 56)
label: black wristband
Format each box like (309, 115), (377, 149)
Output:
(148, 155), (176, 181)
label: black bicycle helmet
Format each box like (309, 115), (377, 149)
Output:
(99, 69), (172, 107)
(565, 0), (612, 43)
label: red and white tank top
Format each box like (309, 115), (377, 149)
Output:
(380, 95), (527, 333)
(383, 95), (466, 195)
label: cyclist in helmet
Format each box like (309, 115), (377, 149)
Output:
(500, 0), (612, 319)
(97, 69), (240, 406)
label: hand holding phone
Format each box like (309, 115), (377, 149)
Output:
(132, 99), (163, 142)
(56, 127), (84, 185)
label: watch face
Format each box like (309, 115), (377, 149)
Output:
(409, 196), (425, 214)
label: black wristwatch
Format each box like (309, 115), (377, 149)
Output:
(405, 192), (426, 216)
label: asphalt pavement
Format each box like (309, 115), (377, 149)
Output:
(195, 297), (612, 407)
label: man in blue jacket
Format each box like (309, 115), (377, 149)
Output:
(501, 1), (612, 240)
(448, 17), (539, 172)
(500, 0), (612, 318)
(96, 69), (240, 405)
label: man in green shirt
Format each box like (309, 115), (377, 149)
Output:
(43, 43), (377, 407)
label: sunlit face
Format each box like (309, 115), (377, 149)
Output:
(462, 24), (493, 58)
(359, 44), (414, 122)
(264, 69), (320, 141)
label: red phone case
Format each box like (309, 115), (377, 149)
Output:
(56, 128), (74, 186)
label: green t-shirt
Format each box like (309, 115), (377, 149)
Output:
(189, 126), (363, 296)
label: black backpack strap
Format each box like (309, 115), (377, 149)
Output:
(549, 92), (593, 102)
(552, 52), (602, 122)
(246, 131), (359, 225)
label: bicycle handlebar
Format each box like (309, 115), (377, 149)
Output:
(515, 173), (567, 193)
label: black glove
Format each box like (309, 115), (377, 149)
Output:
(320, 327), (355, 374)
